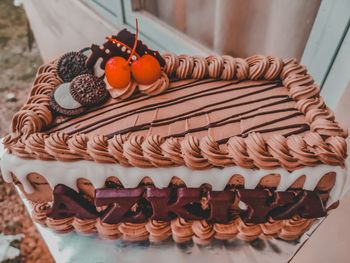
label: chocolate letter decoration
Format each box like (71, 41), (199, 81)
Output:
(271, 190), (327, 220)
(207, 190), (236, 223)
(47, 185), (328, 224)
(47, 184), (98, 219)
(146, 187), (204, 221)
(237, 189), (296, 224)
(95, 187), (146, 224)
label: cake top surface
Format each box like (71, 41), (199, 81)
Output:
(3, 28), (348, 170)
(47, 78), (306, 142)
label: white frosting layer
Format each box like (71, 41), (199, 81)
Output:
(0, 152), (347, 207)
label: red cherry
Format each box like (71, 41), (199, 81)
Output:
(131, 55), (161, 85)
(105, 56), (131, 89)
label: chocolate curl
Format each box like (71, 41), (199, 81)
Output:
(47, 184), (98, 220)
(271, 190), (327, 220)
(95, 187), (147, 224)
(237, 189), (296, 224)
(146, 187), (204, 221)
(207, 190), (236, 223)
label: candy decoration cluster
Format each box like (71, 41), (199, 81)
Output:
(104, 20), (164, 99)
(49, 24), (170, 115)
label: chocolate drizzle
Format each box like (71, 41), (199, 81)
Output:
(48, 79), (216, 129)
(46, 79), (308, 143)
(47, 185), (327, 224)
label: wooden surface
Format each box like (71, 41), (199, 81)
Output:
(86, 0), (124, 25)
(23, 0), (120, 62)
(22, 0), (212, 59)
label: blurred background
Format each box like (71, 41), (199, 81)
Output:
(0, 0), (349, 262)
(0, 0), (53, 262)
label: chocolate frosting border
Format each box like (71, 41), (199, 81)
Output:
(3, 55), (348, 170)
(30, 200), (314, 243)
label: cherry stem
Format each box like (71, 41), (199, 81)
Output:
(127, 18), (138, 64)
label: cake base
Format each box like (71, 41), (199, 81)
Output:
(30, 200), (314, 244)
(21, 193), (321, 263)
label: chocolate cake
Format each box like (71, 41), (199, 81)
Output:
(0, 28), (348, 244)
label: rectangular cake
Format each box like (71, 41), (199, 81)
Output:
(0, 28), (348, 244)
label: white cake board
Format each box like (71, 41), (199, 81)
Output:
(0, 139), (327, 263)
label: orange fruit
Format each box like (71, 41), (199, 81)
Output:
(105, 56), (131, 89)
(131, 55), (161, 85)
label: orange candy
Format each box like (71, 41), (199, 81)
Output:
(131, 54), (161, 85)
(105, 56), (131, 89)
